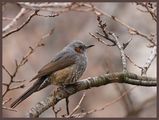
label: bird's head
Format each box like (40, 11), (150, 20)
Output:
(67, 41), (94, 54)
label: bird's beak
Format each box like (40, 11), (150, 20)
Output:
(86, 45), (94, 49)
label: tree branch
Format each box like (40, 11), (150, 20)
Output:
(28, 72), (156, 118)
(110, 32), (127, 72)
(3, 8), (27, 33)
(2, 27), (55, 99)
(2, 10), (39, 39)
(136, 2), (157, 22)
(16, 2), (156, 46)
(141, 46), (156, 75)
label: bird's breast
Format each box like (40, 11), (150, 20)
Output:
(73, 55), (87, 82)
(50, 65), (76, 85)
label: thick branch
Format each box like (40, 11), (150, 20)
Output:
(28, 72), (156, 118)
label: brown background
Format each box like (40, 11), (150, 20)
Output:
(2, 2), (156, 117)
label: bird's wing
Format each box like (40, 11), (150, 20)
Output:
(31, 51), (76, 81)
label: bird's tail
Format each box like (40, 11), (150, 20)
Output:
(10, 77), (46, 108)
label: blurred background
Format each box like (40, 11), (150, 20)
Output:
(2, 2), (156, 117)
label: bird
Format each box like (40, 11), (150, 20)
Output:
(10, 40), (94, 108)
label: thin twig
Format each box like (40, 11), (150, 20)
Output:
(3, 8), (27, 33)
(66, 97), (70, 115)
(2, 27), (54, 99)
(52, 107), (61, 118)
(114, 84), (135, 115)
(9, 84), (25, 91)
(3, 17), (14, 21)
(110, 32), (127, 72)
(125, 54), (143, 70)
(2, 98), (17, 112)
(3, 10), (39, 38)
(141, 46), (156, 75)
(3, 98), (12, 105)
(127, 95), (156, 116)
(69, 92), (86, 117)
(2, 106), (17, 112)
(89, 33), (113, 46)
(96, 16), (116, 46)
(136, 2), (157, 22)
(2, 65), (12, 77)
(75, 86), (136, 117)
(12, 79), (26, 83)
(90, 16), (127, 72)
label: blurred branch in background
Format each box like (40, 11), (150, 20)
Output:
(67, 86), (135, 118)
(126, 95), (156, 117)
(114, 84), (135, 116)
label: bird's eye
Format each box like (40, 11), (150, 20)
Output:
(79, 45), (83, 49)
(75, 46), (83, 53)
